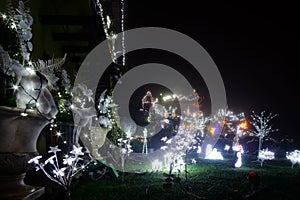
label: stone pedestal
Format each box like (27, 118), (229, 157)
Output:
(0, 106), (49, 200)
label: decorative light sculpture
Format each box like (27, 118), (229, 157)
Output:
(249, 111), (278, 164)
(205, 148), (224, 160)
(258, 148), (275, 167)
(286, 150), (300, 168)
(234, 152), (242, 168)
(28, 145), (95, 199)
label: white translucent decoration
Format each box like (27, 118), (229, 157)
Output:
(15, 67), (58, 119)
(81, 127), (110, 158)
(142, 128), (148, 154)
(120, 117), (136, 138)
(224, 144), (230, 152)
(205, 148), (224, 160)
(258, 148), (275, 167)
(197, 145), (201, 154)
(205, 144), (213, 157)
(234, 152), (243, 168)
(286, 150), (300, 168)
(191, 158), (197, 164)
(152, 159), (163, 171)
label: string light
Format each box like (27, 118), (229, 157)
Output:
(258, 148), (275, 166)
(1, 13), (6, 19)
(286, 150), (300, 168)
(13, 85), (18, 90)
(94, 0), (126, 66)
(121, 0), (126, 66)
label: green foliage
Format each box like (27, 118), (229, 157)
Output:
(0, 17), (22, 62)
(106, 123), (126, 145)
(63, 154), (300, 200)
(130, 138), (143, 153)
(0, 11), (21, 105)
(53, 76), (73, 122)
(162, 163), (182, 192)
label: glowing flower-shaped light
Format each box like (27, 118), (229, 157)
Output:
(63, 156), (77, 166)
(70, 146), (84, 156)
(48, 146), (61, 154)
(45, 155), (56, 165)
(28, 155), (42, 164)
(53, 168), (66, 177)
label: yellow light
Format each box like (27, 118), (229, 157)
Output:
(209, 127), (216, 135)
(239, 121), (248, 130)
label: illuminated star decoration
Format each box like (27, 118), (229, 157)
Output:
(48, 146), (61, 154)
(70, 145), (84, 156)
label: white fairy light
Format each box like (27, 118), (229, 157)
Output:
(1, 13), (6, 19)
(258, 148), (275, 167)
(161, 146), (168, 150)
(70, 104), (75, 110)
(121, 0), (126, 66)
(286, 150), (300, 168)
(56, 131), (63, 137)
(224, 144), (230, 152)
(142, 128), (148, 154)
(250, 111), (278, 163)
(163, 95), (172, 101)
(161, 137), (168, 142)
(94, 0), (126, 66)
(197, 146), (201, 154)
(191, 158), (197, 164)
(165, 138), (172, 144)
(11, 22), (16, 29)
(20, 112), (28, 117)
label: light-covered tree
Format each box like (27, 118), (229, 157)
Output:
(249, 111), (278, 165)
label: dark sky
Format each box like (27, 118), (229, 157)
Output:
(124, 1), (299, 138)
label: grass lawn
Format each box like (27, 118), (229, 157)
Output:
(33, 154), (300, 200)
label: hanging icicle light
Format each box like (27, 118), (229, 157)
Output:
(121, 0), (126, 66)
(94, 0), (126, 66)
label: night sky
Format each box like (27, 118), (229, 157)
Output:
(124, 1), (299, 140)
